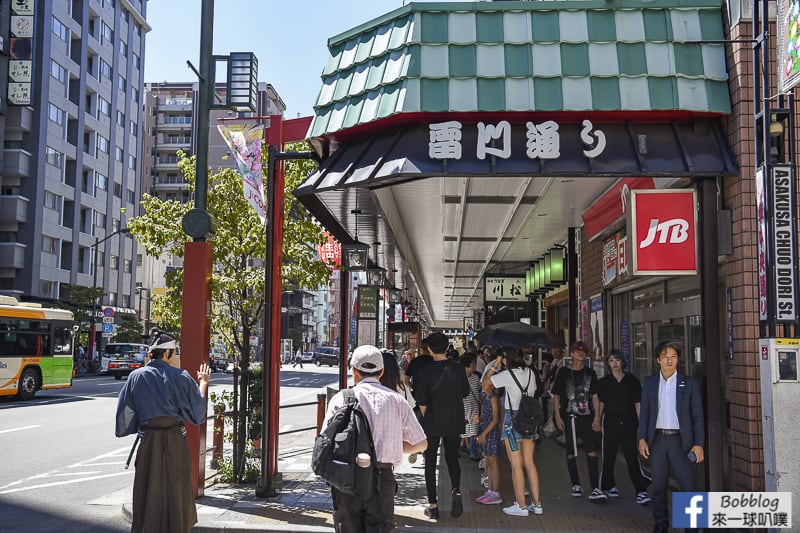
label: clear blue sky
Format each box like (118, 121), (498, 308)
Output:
(144, 0), (431, 119)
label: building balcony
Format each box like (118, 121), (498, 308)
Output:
(158, 101), (193, 112)
(156, 121), (192, 133)
(0, 243), (26, 270)
(155, 140), (192, 151)
(2, 149), (32, 177)
(0, 195), (29, 224)
(5, 106), (33, 133)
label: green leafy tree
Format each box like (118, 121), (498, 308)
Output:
(55, 284), (104, 347)
(128, 144), (331, 481)
(112, 313), (144, 342)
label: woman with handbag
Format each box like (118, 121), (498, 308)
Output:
(486, 348), (543, 517)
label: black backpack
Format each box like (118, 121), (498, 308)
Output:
(311, 389), (378, 500)
(509, 369), (544, 437)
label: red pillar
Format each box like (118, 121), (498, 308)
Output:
(181, 241), (213, 497)
(265, 115), (285, 485)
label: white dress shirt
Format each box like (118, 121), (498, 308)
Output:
(656, 371), (680, 430)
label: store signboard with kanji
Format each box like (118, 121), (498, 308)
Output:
(484, 276), (526, 302)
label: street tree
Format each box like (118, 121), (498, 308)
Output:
(55, 284), (104, 347)
(127, 145), (331, 479)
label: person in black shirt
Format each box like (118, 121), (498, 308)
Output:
(551, 341), (607, 501)
(404, 339), (433, 394)
(414, 332), (470, 520)
(597, 349), (651, 504)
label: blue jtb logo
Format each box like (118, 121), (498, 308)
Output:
(673, 492), (709, 528)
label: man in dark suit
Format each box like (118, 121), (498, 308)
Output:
(638, 340), (704, 533)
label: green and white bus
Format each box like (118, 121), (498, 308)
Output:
(0, 295), (75, 400)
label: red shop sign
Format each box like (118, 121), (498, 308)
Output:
(582, 177), (654, 241)
(317, 232), (342, 268)
(630, 190), (697, 275)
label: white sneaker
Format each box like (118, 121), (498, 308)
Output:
(502, 502), (529, 517)
(478, 457), (485, 470)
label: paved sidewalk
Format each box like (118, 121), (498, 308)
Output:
(174, 432), (655, 532)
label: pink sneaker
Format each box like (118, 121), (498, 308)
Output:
(476, 490), (503, 505)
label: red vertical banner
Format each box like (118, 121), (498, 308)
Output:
(317, 232), (342, 267)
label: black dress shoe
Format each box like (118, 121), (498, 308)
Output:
(424, 506), (439, 520)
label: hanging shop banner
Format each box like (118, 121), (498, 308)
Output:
(8, 1), (34, 106)
(357, 285), (378, 319)
(629, 189), (698, 275)
(589, 295), (604, 362)
(583, 177), (655, 241)
(602, 230), (631, 288)
(769, 165), (798, 323)
(484, 275), (526, 302)
(217, 123), (266, 222)
(316, 232), (341, 268)
(778, 0), (800, 92)
(756, 168), (768, 321)
(602, 238), (617, 287)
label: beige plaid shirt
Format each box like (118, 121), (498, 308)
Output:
(324, 378), (426, 466)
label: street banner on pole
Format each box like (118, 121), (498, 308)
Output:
(217, 123), (266, 221)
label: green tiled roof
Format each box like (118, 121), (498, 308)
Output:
(309, 0), (731, 139)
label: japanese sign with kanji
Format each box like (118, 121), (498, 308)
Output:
(484, 276), (526, 303)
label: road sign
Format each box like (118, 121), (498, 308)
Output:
(102, 332), (114, 338)
(102, 317), (114, 324)
(103, 307), (114, 317)
(102, 323), (115, 334)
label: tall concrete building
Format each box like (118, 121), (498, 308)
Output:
(0, 0), (149, 314)
(143, 81), (286, 202)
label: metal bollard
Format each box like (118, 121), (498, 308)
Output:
(212, 413), (224, 465)
(316, 392), (327, 435)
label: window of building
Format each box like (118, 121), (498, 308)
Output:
(96, 134), (109, 155)
(122, 294), (130, 308)
(100, 59), (112, 81)
(132, 53), (140, 69)
(53, 17), (69, 41)
(98, 97), (111, 118)
(46, 146), (64, 168)
(131, 87), (140, 103)
(120, 40), (127, 57)
(40, 281), (55, 299)
(96, 172), (108, 191)
(110, 255), (118, 269)
(109, 292), (117, 306)
(136, 253), (143, 266)
(101, 22), (113, 44)
(42, 236), (58, 254)
(115, 146), (124, 162)
(135, 23), (141, 37)
(124, 259), (132, 273)
(116, 110), (125, 127)
(114, 182), (122, 198)
(51, 60), (66, 83)
(129, 120), (137, 137)
(128, 155), (136, 169)
(49, 103), (65, 126)
(112, 218), (120, 232)
(94, 211), (106, 227)
(127, 189), (136, 204)
(118, 75), (126, 92)
(82, 170), (93, 194)
(44, 191), (59, 210)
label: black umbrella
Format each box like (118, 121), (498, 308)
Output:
(474, 322), (565, 349)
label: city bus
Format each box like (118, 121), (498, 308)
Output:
(0, 295), (76, 400)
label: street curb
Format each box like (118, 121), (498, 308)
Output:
(121, 503), (132, 523)
(192, 525), (334, 532)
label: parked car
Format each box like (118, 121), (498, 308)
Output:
(313, 346), (340, 367)
(102, 343), (149, 380)
(301, 351), (314, 363)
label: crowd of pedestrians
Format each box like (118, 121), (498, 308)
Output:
(384, 334), (660, 521)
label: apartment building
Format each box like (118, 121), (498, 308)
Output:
(0, 0), (148, 314)
(143, 81), (286, 202)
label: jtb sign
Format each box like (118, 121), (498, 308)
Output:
(629, 190), (697, 275)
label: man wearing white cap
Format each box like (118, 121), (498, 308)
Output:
(115, 332), (211, 533)
(323, 344), (427, 532)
